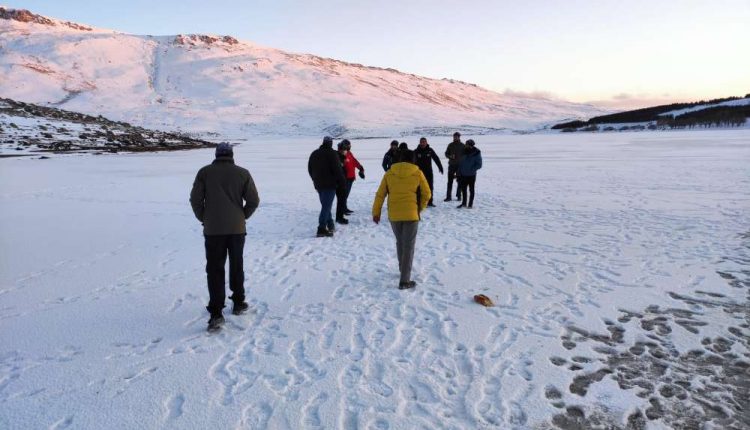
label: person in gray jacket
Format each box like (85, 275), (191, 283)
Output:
(190, 143), (260, 331)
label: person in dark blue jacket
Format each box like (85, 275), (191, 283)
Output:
(456, 139), (482, 208)
(382, 140), (399, 171)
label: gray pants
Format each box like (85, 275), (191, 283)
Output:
(390, 221), (419, 283)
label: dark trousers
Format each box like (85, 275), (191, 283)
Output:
(446, 165), (461, 200)
(423, 170), (434, 205)
(205, 234), (245, 316)
(459, 175), (476, 207)
(335, 186), (348, 220)
(344, 179), (354, 209)
(318, 189), (335, 229)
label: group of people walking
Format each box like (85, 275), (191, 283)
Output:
(382, 132), (482, 209)
(307, 136), (366, 236)
(190, 134), (482, 331)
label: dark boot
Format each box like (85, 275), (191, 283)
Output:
(232, 302), (249, 315)
(335, 217), (349, 225)
(207, 314), (225, 332)
(316, 226), (333, 237)
(398, 281), (416, 290)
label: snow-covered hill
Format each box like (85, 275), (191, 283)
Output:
(0, 7), (606, 138)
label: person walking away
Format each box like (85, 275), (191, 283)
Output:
(339, 139), (365, 215)
(372, 149), (431, 290)
(382, 140), (399, 171)
(456, 139), (482, 208)
(190, 143), (260, 332)
(308, 136), (346, 237)
(414, 137), (443, 207)
(444, 132), (465, 202)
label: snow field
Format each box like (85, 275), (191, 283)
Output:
(0, 130), (749, 429)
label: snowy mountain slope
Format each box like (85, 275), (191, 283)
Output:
(0, 7), (607, 138)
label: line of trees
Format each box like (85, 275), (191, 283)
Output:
(657, 105), (749, 129)
(552, 94), (749, 131)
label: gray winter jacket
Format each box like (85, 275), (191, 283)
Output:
(190, 156), (259, 235)
(445, 140), (465, 166)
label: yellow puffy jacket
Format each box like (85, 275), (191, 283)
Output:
(372, 162), (431, 222)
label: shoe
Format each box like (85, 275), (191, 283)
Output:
(427, 203), (436, 207)
(335, 217), (349, 225)
(467, 205), (473, 209)
(344, 209), (353, 215)
(398, 281), (416, 290)
(443, 197), (452, 202)
(207, 314), (225, 332)
(232, 302), (249, 315)
(456, 204), (466, 209)
(316, 227), (333, 237)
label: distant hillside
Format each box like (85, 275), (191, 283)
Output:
(0, 7), (606, 138)
(0, 97), (215, 157)
(552, 95), (750, 132)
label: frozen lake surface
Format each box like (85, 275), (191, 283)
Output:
(1, 130), (748, 429)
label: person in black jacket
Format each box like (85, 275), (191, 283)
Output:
(414, 137), (444, 207)
(308, 136), (346, 237)
(382, 140), (399, 171)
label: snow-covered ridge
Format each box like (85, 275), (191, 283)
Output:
(0, 6), (93, 31)
(0, 7), (608, 138)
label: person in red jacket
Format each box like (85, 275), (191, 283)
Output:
(338, 139), (365, 216)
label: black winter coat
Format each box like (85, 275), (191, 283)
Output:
(414, 144), (443, 175)
(382, 149), (397, 171)
(308, 143), (346, 191)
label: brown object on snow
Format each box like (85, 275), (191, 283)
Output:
(474, 294), (494, 307)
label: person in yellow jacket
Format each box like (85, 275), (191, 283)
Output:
(372, 147), (432, 289)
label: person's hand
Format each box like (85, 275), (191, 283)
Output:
(373, 215), (380, 224)
(358, 170), (365, 179)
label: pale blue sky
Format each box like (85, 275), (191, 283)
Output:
(8, 0), (750, 108)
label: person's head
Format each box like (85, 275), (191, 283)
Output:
(419, 137), (427, 148)
(453, 132), (461, 142)
(398, 142), (408, 151)
(322, 136), (333, 148)
(215, 142), (233, 158)
(396, 149), (415, 164)
(389, 140), (398, 151)
(466, 139), (475, 150)
(338, 139), (351, 152)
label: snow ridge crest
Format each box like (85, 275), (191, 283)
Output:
(0, 6), (92, 31)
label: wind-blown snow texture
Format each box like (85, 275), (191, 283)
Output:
(1, 131), (748, 429)
(0, 10), (606, 138)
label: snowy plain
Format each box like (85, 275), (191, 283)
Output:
(0, 130), (749, 429)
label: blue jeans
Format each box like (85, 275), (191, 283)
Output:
(318, 189), (336, 228)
